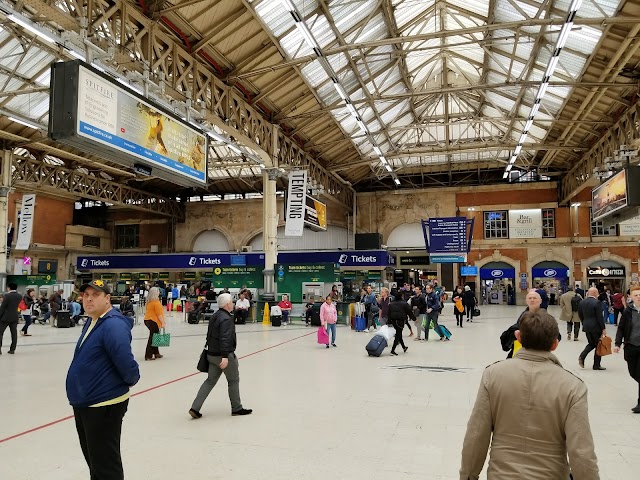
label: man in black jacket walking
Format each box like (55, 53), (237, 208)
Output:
(578, 287), (607, 370)
(389, 296), (416, 355)
(0, 282), (22, 354)
(189, 293), (252, 419)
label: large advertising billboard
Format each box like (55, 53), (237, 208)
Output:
(592, 170), (628, 222)
(49, 61), (207, 186)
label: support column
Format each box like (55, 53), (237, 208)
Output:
(262, 126), (280, 302)
(0, 150), (12, 291)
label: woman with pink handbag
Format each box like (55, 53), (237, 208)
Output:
(320, 295), (337, 349)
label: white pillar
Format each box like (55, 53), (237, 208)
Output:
(262, 169), (278, 301)
(0, 150), (12, 290)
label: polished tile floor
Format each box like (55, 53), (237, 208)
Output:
(0, 305), (638, 479)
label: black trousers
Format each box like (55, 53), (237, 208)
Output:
(614, 308), (624, 325)
(391, 325), (406, 352)
(623, 344), (640, 403)
(0, 321), (17, 352)
(455, 310), (464, 326)
(74, 400), (129, 480)
(579, 331), (602, 368)
(567, 321), (581, 337)
(144, 320), (160, 359)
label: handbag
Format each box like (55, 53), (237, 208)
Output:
(197, 349), (209, 372)
(317, 326), (329, 344)
(18, 299), (27, 311)
(596, 334), (612, 356)
(473, 307), (481, 317)
(152, 328), (171, 347)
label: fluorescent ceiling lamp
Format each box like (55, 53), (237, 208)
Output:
(536, 82), (549, 100)
(333, 83), (348, 101)
(346, 103), (357, 116)
(393, 178), (401, 185)
(65, 47), (85, 61)
(228, 144), (242, 154)
(524, 119), (534, 131)
(356, 120), (367, 133)
(295, 23), (320, 51)
(8, 14), (57, 44)
(530, 103), (540, 116)
(259, 163), (266, 169)
(514, 145), (522, 155)
(545, 56), (559, 77)
(373, 146), (382, 156)
(571, 202), (581, 207)
(506, 164), (513, 172)
(384, 164), (393, 172)
(8, 116), (42, 130)
(556, 23), (572, 49)
(207, 131), (226, 142)
(503, 171), (509, 179)
(379, 156), (387, 164)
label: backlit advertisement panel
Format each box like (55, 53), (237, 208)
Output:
(76, 66), (206, 184)
(592, 170), (627, 222)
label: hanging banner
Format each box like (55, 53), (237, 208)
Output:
(508, 209), (543, 238)
(304, 195), (327, 231)
(284, 170), (307, 237)
(15, 194), (36, 250)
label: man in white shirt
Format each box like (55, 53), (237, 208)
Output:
(234, 292), (250, 324)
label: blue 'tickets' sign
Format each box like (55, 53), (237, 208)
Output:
(77, 253), (265, 270)
(480, 268), (516, 280)
(278, 250), (394, 267)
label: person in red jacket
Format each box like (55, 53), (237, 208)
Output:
(278, 295), (293, 325)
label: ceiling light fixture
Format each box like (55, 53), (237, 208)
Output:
(8, 13), (58, 44)
(503, 0), (582, 179)
(8, 116), (43, 130)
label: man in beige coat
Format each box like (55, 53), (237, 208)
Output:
(559, 287), (583, 341)
(460, 311), (599, 480)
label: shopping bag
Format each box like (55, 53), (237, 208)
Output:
(197, 350), (209, 372)
(317, 326), (329, 344)
(152, 328), (171, 347)
(596, 334), (612, 356)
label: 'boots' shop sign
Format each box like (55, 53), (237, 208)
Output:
(587, 266), (625, 277)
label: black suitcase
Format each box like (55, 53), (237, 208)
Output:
(56, 311), (72, 328)
(365, 335), (387, 357)
(310, 304), (321, 326)
(187, 312), (201, 324)
(271, 315), (282, 327)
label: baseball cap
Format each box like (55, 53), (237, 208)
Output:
(80, 279), (111, 295)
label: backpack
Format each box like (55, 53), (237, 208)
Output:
(571, 294), (581, 312)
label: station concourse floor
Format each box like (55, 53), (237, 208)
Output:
(1, 305), (638, 480)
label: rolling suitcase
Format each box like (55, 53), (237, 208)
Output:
(366, 335), (387, 357)
(439, 324), (452, 340)
(310, 304), (321, 326)
(187, 312), (201, 324)
(271, 315), (282, 327)
(56, 311), (72, 328)
(355, 315), (366, 332)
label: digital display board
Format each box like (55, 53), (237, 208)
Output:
(49, 61), (207, 186)
(426, 217), (470, 254)
(460, 266), (478, 276)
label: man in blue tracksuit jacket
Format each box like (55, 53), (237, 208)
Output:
(425, 284), (444, 341)
(66, 279), (140, 480)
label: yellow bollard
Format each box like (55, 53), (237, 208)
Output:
(262, 302), (270, 325)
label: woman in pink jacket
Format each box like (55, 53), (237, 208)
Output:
(320, 295), (338, 349)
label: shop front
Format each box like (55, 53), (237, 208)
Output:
(479, 262), (516, 305)
(586, 261), (626, 292)
(532, 261), (570, 295)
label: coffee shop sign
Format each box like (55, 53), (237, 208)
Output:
(587, 267), (625, 277)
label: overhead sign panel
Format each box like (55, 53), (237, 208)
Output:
(77, 253), (265, 270)
(49, 61), (207, 187)
(305, 195), (327, 231)
(285, 170), (307, 237)
(422, 217), (474, 264)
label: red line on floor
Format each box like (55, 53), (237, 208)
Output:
(0, 331), (314, 444)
